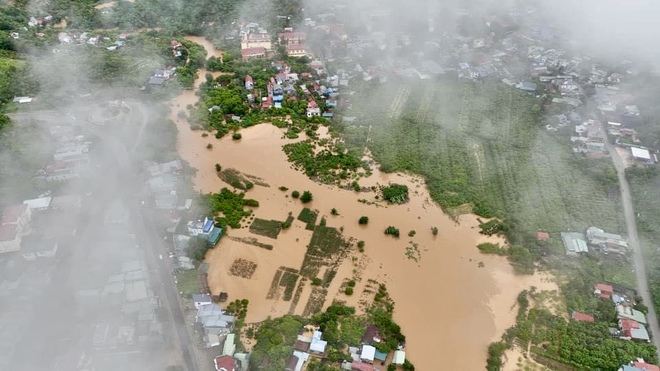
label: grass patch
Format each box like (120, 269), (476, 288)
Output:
(279, 269), (299, 302)
(218, 168), (251, 190)
(302, 287), (328, 317)
(200, 187), (258, 229)
(249, 218), (282, 239)
(229, 258), (258, 279)
(380, 183), (409, 204)
(282, 139), (363, 185)
(297, 207), (318, 230)
(175, 269), (199, 298)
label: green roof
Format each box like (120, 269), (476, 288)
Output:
(206, 227), (223, 246)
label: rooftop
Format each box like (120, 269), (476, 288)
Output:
(360, 344), (376, 361)
(0, 224), (18, 242)
(23, 197), (52, 210)
(214, 355), (235, 371)
(633, 361), (660, 371)
(2, 204), (27, 224)
(571, 311), (594, 322)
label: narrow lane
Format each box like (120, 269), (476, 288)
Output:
(603, 127), (660, 359)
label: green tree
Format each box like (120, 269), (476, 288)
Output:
(300, 191), (313, 203)
(359, 216), (369, 225)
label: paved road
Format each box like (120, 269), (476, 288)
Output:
(9, 102), (202, 371)
(604, 133), (660, 358)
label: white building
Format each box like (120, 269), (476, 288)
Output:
(360, 345), (376, 363)
(23, 197), (52, 211)
(192, 293), (213, 309)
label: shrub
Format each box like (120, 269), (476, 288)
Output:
(347, 280), (356, 287)
(206, 143), (213, 149)
(357, 241), (365, 252)
(300, 191), (313, 203)
(292, 190), (300, 199)
(311, 278), (323, 286)
(243, 199), (260, 207)
(279, 186), (289, 191)
(215, 163), (221, 172)
(245, 181), (254, 190)
(232, 133), (242, 140)
(384, 226), (400, 238)
(352, 181), (361, 191)
(359, 216), (369, 225)
(345, 287), (354, 295)
(201, 132), (209, 137)
(380, 183), (409, 204)
(431, 226), (438, 236)
(331, 208), (339, 215)
(408, 230), (416, 237)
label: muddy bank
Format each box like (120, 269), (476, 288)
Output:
(168, 39), (555, 368)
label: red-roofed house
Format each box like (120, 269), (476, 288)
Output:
(278, 32), (306, 44)
(0, 224), (21, 254)
(261, 96), (273, 110)
(633, 361), (660, 371)
(306, 99), (320, 117)
(214, 355), (236, 371)
(594, 283), (614, 299)
(351, 361), (375, 371)
(571, 311), (595, 322)
(286, 44), (308, 58)
(241, 47), (266, 61)
(2, 204), (31, 235)
(536, 231), (550, 240)
(245, 75), (254, 90)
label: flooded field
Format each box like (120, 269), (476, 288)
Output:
(169, 37), (557, 370)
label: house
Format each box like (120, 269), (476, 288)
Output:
(278, 32), (306, 44)
(286, 44), (308, 58)
(193, 293), (213, 309)
(214, 355), (236, 371)
(516, 81), (537, 92)
(50, 194), (82, 210)
(13, 96), (33, 104)
(351, 362), (375, 371)
(631, 147), (653, 164)
(2, 204), (32, 234)
(536, 231), (550, 241)
(241, 47), (266, 61)
(586, 227), (628, 250)
(240, 33), (272, 51)
(294, 336), (311, 352)
(245, 75), (254, 90)
(374, 349), (387, 363)
(309, 330), (327, 355)
(632, 361), (660, 371)
(187, 216), (223, 246)
(222, 333), (236, 356)
(561, 232), (589, 256)
(595, 283), (614, 299)
(0, 224), (21, 254)
(360, 345), (376, 363)
(21, 236), (58, 261)
(306, 100), (320, 117)
(291, 351), (309, 371)
(393, 350), (406, 365)
(23, 197), (52, 211)
(571, 311), (595, 322)
(285, 355), (299, 371)
(148, 76), (167, 86)
(617, 306), (647, 324)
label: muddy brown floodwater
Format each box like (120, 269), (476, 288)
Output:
(169, 38), (557, 370)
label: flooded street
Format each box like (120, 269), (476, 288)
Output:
(168, 37), (557, 370)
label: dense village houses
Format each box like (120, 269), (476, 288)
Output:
(240, 32), (272, 51)
(278, 31), (306, 44)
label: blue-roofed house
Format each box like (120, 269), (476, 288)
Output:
(187, 216), (223, 245)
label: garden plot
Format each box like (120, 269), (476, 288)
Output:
(229, 258), (258, 279)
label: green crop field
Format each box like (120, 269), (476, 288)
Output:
(342, 80), (624, 244)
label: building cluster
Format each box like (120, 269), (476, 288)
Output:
(193, 298), (250, 371)
(57, 31), (126, 51)
(239, 22), (310, 61)
(144, 159), (191, 216)
(571, 282), (654, 359)
(283, 324), (406, 371)
(560, 226), (628, 257)
(37, 126), (92, 182)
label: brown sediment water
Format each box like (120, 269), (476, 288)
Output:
(169, 39), (557, 369)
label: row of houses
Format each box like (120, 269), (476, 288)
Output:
(571, 282), (650, 345)
(560, 226), (628, 256)
(283, 324), (407, 371)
